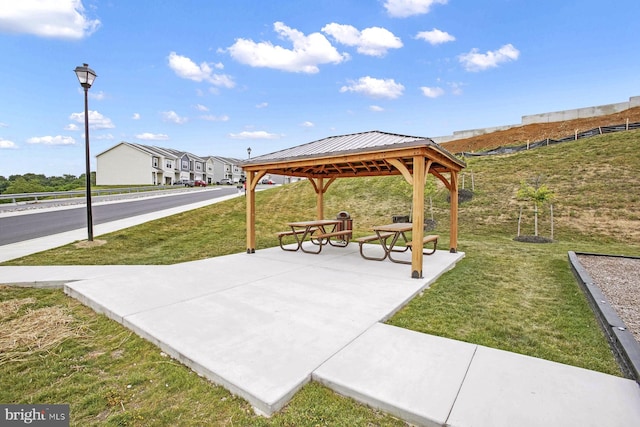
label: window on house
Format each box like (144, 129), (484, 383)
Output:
(153, 157), (159, 167)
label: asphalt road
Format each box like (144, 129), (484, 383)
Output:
(0, 187), (240, 245)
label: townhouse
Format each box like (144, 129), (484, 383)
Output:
(96, 142), (245, 186)
(202, 156), (245, 184)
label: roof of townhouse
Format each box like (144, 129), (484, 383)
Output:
(159, 147), (206, 162)
(130, 143), (178, 159)
(204, 155), (243, 164)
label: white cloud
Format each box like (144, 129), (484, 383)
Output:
(194, 104), (209, 112)
(340, 76), (404, 99)
(415, 28), (455, 45)
(64, 123), (79, 131)
(300, 121), (314, 128)
(459, 44), (520, 72)
(384, 0), (448, 18)
(168, 52), (235, 88)
(448, 81), (464, 95)
(0, 138), (17, 149)
(200, 114), (229, 122)
(0, 0), (100, 39)
(228, 131), (281, 140)
(421, 86), (445, 98)
(89, 90), (105, 100)
(227, 22), (348, 73)
(256, 102), (269, 109)
(369, 105), (384, 112)
(132, 113), (141, 120)
(94, 133), (114, 140)
(26, 135), (75, 146)
(68, 110), (115, 130)
(0, 122), (8, 128)
(161, 110), (188, 124)
(136, 133), (169, 141)
(322, 23), (402, 57)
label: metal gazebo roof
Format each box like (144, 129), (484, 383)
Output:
(240, 130), (465, 178)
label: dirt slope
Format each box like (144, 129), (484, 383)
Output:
(440, 106), (640, 154)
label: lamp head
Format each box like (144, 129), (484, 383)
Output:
(74, 63), (97, 89)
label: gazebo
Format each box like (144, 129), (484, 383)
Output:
(239, 130), (466, 278)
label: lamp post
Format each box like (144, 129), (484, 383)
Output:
(74, 63), (97, 242)
(247, 147), (251, 159)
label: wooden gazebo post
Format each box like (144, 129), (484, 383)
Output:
(316, 177), (324, 219)
(449, 170), (459, 252)
(308, 176), (337, 220)
(246, 171), (256, 253)
(411, 155), (425, 278)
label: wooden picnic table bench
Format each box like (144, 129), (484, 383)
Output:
(278, 219), (349, 254)
(277, 227), (318, 251)
(313, 229), (352, 242)
(359, 223), (436, 264)
(405, 234), (439, 255)
(356, 232), (396, 260)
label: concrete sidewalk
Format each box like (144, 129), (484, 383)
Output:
(2, 243), (640, 426)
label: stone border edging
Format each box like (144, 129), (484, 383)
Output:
(568, 251), (640, 383)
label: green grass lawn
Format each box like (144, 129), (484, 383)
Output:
(2, 130), (639, 425)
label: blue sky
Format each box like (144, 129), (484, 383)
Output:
(0, 0), (639, 177)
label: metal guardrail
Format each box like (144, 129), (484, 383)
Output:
(0, 185), (181, 203)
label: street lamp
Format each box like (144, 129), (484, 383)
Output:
(74, 63), (97, 242)
(247, 147), (251, 159)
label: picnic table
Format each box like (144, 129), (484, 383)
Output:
(356, 223), (438, 264)
(278, 219), (351, 254)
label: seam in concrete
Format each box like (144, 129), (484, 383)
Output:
(1, 280), (78, 289)
(445, 345), (478, 427)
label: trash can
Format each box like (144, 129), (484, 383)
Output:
(392, 215), (410, 223)
(336, 211), (352, 232)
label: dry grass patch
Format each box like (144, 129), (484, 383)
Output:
(74, 239), (107, 249)
(0, 304), (87, 365)
(0, 297), (36, 319)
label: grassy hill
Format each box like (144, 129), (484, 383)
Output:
(294, 128), (640, 248)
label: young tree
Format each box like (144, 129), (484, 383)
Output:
(517, 176), (554, 237)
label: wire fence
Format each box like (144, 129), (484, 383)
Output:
(460, 120), (640, 157)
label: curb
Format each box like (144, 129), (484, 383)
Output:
(568, 251), (640, 383)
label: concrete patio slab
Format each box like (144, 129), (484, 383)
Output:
(314, 323), (477, 427)
(447, 345), (640, 427)
(315, 324), (640, 427)
(59, 245), (464, 415)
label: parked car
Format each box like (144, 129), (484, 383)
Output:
(194, 180), (207, 187)
(174, 179), (194, 187)
(217, 178), (233, 185)
(261, 178), (274, 185)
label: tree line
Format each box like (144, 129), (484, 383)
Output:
(0, 173), (96, 195)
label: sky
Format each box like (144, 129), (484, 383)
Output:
(0, 0), (639, 177)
